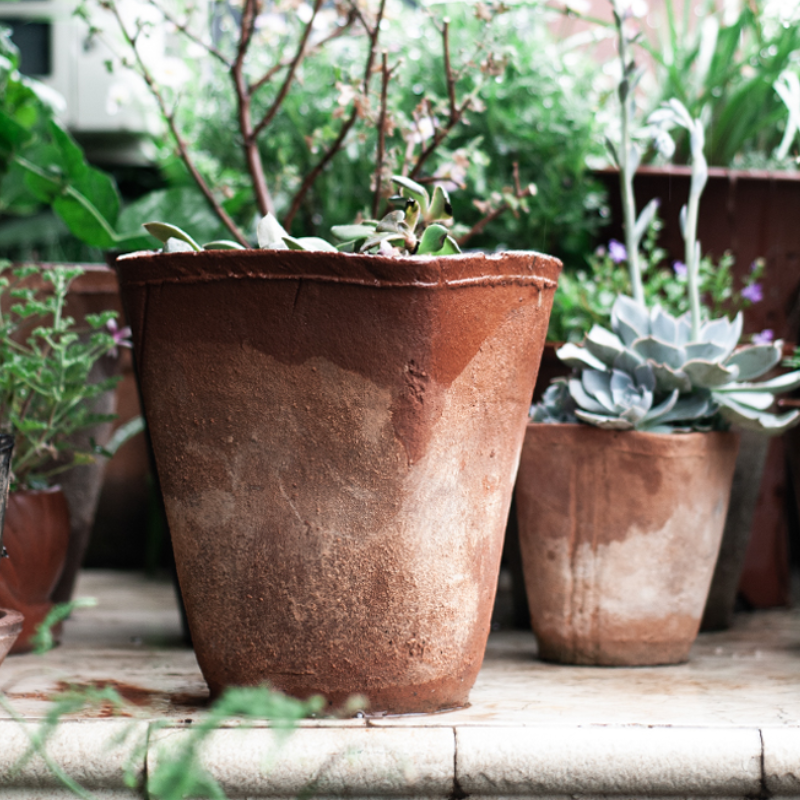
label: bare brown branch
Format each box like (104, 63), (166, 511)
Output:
(371, 51), (391, 219)
(253, 0), (324, 138)
(283, 0), (388, 229)
(105, 1), (248, 246)
(145, 0), (231, 67)
(232, 0), (275, 216)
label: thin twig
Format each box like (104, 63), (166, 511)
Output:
(371, 51), (391, 219)
(409, 96), (473, 179)
(457, 163), (534, 247)
(232, 0), (275, 216)
(253, 0), (324, 138)
(284, 0), (388, 229)
(146, 0), (231, 67)
(105, 1), (248, 245)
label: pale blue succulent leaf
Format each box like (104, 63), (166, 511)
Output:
(650, 305), (680, 344)
(582, 370), (616, 412)
(724, 343), (782, 381)
(685, 341), (728, 362)
(656, 393), (716, 424)
(613, 348), (645, 374)
(568, 377), (609, 414)
(716, 394), (800, 435)
(632, 337), (687, 369)
(715, 370), (800, 394)
(575, 410), (635, 430)
(716, 391), (775, 411)
(633, 363), (656, 393)
(556, 343), (606, 371)
(642, 388), (680, 423)
(650, 362), (692, 393)
(584, 325), (627, 365)
(682, 359), (740, 387)
(612, 295), (650, 341)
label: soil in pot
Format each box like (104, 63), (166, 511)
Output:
(116, 247), (561, 713)
(0, 488), (71, 654)
(515, 424), (739, 666)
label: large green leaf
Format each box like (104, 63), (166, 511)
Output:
(53, 165), (121, 249)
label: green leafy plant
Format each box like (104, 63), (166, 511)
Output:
(0, 27), (150, 253)
(0, 262), (129, 490)
(534, 5), (800, 436)
(143, 174), (463, 257)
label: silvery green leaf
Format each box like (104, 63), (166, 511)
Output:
(613, 348), (645, 374)
(609, 369), (636, 409)
(144, 222), (201, 251)
(620, 402), (650, 425)
(632, 337), (687, 370)
(611, 295), (650, 342)
(724, 344), (782, 381)
(641, 389), (680, 424)
(584, 325), (626, 366)
(428, 186), (453, 221)
(656, 393), (715, 424)
(682, 359), (740, 387)
(569, 377), (609, 414)
(164, 237), (195, 253)
(361, 233), (406, 252)
(556, 342), (606, 371)
(376, 211), (408, 233)
(679, 205), (687, 238)
(699, 313), (742, 356)
(633, 363), (656, 393)
(283, 235), (339, 252)
(575, 410), (634, 430)
(650, 305), (679, 344)
(715, 370), (800, 394)
(582, 370), (615, 412)
(676, 314), (692, 345)
(650, 362), (692, 393)
(203, 240), (246, 250)
(716, 394), (800, 435)
(330, 224), (377, 241)
(391, 175), (430, 215)
(417, 225), (461, 255)
(634, 199), (660, 246)
(685, 342), (728, 362)
(256, 213), (290, 248)
(716, 391), (775, 411)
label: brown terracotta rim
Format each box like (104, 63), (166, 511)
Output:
(0, 608), (24, 636)
(115, 248), (562, 290)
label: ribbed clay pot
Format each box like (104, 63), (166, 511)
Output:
(0, 488), (71, 654)
(515, 424), (739, 666)
(116, 248), (560, 713)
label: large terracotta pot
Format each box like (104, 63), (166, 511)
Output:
(0, 488), (71, 654)
(0, 608), (23, 667)
(516, 424), (739, 666)
(116, 248), (561, 713)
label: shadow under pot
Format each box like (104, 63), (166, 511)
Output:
(0, 488), (71, 654)
(515, 424), (739, 666)
(115, 247), (561, 714)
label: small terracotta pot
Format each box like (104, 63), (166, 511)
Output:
(0, 608), (24, 667)
(116, 248), (561, 712)
(515, 424), (739, 666)
(0, 488), (71, 654)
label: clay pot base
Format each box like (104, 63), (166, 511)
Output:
(0, 608), (24, 667)
(537, 638), (692, 667)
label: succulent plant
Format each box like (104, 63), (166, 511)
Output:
(539, 295), (800, 434)
(143, 176), (462, 258)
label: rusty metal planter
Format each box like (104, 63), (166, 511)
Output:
(116, 248), (560, 713)
(516, 424), (739, 666)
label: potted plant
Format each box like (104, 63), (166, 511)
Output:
(0, 262), (127, 653)
(514, 2), (800, 667)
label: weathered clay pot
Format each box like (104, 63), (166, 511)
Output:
(516, 424), (739, 666)
(701, 429), (770, 631)
(0, 434), (12, 558)
(0, 488), (71, 654)
(116, 248), (561, 712)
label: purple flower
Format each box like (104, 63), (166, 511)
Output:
(107, 318), (132, 358)
(752, 329), (774, 345)
(608, 239), (627, 264)
(741, 283), (763, 303)
(673, 260), (687, 277)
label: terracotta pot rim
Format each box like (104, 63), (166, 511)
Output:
(525, 421), (739, 455)
(0, 607), (24, 635)
(115, 247), (562, 291)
